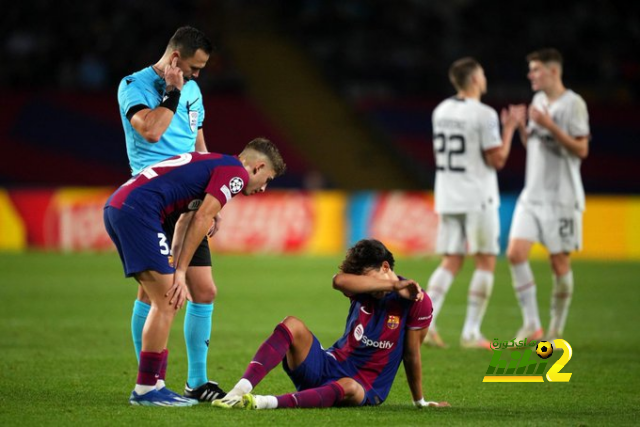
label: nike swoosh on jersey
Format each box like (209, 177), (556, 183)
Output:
(360, 306), (372, 315)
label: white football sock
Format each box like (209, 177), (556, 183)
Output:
(228, 378), (253, 397)
(155, 379), (166, 390)
(549, 270), (574, 335)
(426, 266), (454, 330)
(462, 269), (494, 340)
(510, 262), (541, 330)
(134, 384), (156, 395)
(255, 394), (278, 409)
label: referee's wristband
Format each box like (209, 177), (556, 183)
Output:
(160, 88), (181, 113)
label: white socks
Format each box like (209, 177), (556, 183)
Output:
(549, 270), (573, 336)
(228, 378), (253, 397)
(134, 384), (156, 395)
(255, 394), (278, 409)
(228, 378), (278, 409)
(462, 270), (494, 340)
(510, 262), (541, 330)
(426, 267), (454, 330)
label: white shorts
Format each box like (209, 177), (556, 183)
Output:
(435, 209), (500, 255)
(509, 200), (583, 254)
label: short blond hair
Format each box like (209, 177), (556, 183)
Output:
(448, 57), (481, 91)
(241, 137), (287, 177)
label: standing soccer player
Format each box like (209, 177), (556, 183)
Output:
(423, 58), (522, 349)
(104, 139), (286, 406)
(507, 48), (590, 342)
(212, 239), (449, 410)
(117, 26), (225, 401)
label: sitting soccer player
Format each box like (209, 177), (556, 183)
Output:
(212, 239), (450, 410)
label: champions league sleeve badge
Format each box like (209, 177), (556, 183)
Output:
(229, 177), (244, 194)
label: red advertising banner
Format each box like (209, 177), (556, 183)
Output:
(368, 192), (438, 256)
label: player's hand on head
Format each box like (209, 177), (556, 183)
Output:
(164, 57), (184, 91)
(394, 279), (423, 301)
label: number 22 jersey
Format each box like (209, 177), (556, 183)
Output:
(432, 97), (502, 214)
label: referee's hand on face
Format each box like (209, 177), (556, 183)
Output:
(164, 57), (184, 91)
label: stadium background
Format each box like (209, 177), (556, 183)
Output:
(1, 1), (639, 257)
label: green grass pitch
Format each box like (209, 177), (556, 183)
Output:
(1, 252), (639, 426)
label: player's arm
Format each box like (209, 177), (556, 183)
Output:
(403, 327), (427, 402)
(529, 105), (589, 159)
(195, 129), (208, 152)
(513, 104), (529, 146)
(166, 194), (221, 307)
(193, 129), (221, 235)
(484, 106), (520, 170)
(129, 57), (185, 143)
(403, 328), (450, 408)
(130, 106), (176, 143)
(171, 211), (196, 264)
(332, 273), (422, 301)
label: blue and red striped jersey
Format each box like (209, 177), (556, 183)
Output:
(328, 283), (432, 404)
(107, 152), (248, 222)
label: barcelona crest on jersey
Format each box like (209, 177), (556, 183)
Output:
(387, 315), (400, 330)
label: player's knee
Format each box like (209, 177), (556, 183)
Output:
(441, 256), (463, 275)
(336, 378), (363, 402)
(550, 254), (570, 276)
(152, 302), (179, 318)
(281, 316), (305, 335)
(507, 247), (526, 265)
(507, 239), (532, 265)
(474, 254), (496, 271)
(189, 282), (217, 303)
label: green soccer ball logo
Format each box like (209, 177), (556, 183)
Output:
(536, 341), (554, 359)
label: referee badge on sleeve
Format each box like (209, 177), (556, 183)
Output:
(189, 111), (198, 133)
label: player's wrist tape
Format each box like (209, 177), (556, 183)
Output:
(414, 398), (438, 408)
(160, 88), (181, 113)
(414, 398), (427, 407)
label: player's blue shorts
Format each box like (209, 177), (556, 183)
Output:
(282, 335), (380, 406)
(104, 206), (175, 278)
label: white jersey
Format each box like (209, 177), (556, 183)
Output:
(432, 97), (502, 213)
(521, 89), (589, 211)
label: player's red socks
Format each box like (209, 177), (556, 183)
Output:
(276, 381), (345, 408)
(158, 349), (168, 381)
(137, 351), (164, 386)
(243, 323), (293, 386)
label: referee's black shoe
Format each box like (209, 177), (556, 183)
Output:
(184, 381), (227, 402)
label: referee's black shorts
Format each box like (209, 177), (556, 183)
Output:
(163, 211), (212, 267)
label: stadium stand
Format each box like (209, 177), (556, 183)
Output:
(3, 1), (639, 192)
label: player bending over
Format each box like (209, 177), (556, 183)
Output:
(212, 239), (449, 409)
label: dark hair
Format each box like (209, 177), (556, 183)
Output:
(243, 137), (287, 177)
(526, 48), (563, 67)
(448, 57), (481, 90)
(167, 26), (213, 58)
(339, 239), (395, 275)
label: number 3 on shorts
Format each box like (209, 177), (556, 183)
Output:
(157, 233), (170, 255)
